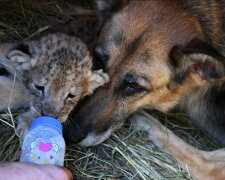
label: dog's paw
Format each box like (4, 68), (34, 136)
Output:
(130, 112), (152, 131)
(130, 110), (168, 148)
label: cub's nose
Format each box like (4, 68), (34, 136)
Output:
(41, 105), (59, 118)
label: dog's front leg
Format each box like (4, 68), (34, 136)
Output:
(130, 110), (225, 180)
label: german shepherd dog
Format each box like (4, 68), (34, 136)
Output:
(63, 0), (225, 179)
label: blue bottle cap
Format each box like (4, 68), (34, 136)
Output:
(30, 116), (62, 134)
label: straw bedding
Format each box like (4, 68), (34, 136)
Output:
(0, 1), (221, 179)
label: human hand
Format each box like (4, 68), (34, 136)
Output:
(0, 162), (73, 180)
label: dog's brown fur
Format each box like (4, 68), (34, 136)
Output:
(66, 0), (225, 144)
(131, 110), (225, 180)
(62, 0), (225, 178)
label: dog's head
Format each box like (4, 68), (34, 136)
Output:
(65, 1), (225, 146)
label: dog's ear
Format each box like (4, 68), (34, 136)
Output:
(7, 43), (34, 72)
(169, 39), (225, 89)
(95, 0), (129, 11)
(95, 0), (129, 23)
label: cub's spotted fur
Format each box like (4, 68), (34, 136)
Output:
(0, 33), (109, 136)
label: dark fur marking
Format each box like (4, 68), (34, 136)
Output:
(94, 47), (109, 71)
(140, 51), (151, 63)
(126, 34), (143, 58)
(190, 82), (225, 145)
(112, 32), (123, 46)
(218, 0), (225, 47)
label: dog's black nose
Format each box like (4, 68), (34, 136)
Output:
(62, 115), (91, 144)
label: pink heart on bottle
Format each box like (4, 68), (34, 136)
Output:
(38, 142), (52, 152)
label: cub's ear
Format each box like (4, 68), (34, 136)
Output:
(87, 69), (109, 94)
(169, 39), (225, 89)
(7, 43), (33, 71)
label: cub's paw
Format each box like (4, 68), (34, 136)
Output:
(16, 113), (30, 138)
(16, 107), (40, 138)
(57, 113), (68, 123)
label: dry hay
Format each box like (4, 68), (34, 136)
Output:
(0, 1), (222, 179)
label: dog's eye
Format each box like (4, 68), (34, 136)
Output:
(128, 81), (141, 89)
(124, 81), (146, 96)
(120, 74), (148, 96)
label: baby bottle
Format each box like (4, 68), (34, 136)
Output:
(20, 116), (65, 166)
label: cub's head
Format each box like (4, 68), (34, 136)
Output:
(7, 33), (109, 122)
(64, 1), (225, 146)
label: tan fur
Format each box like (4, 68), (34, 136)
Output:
(0, 33), (109, 136)
(131, 111), (225, 180)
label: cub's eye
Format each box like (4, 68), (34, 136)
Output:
(67, 93), (76, 99)
(33, 83), (45, 95)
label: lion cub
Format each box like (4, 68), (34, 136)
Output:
(0, 33), (109, 136)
